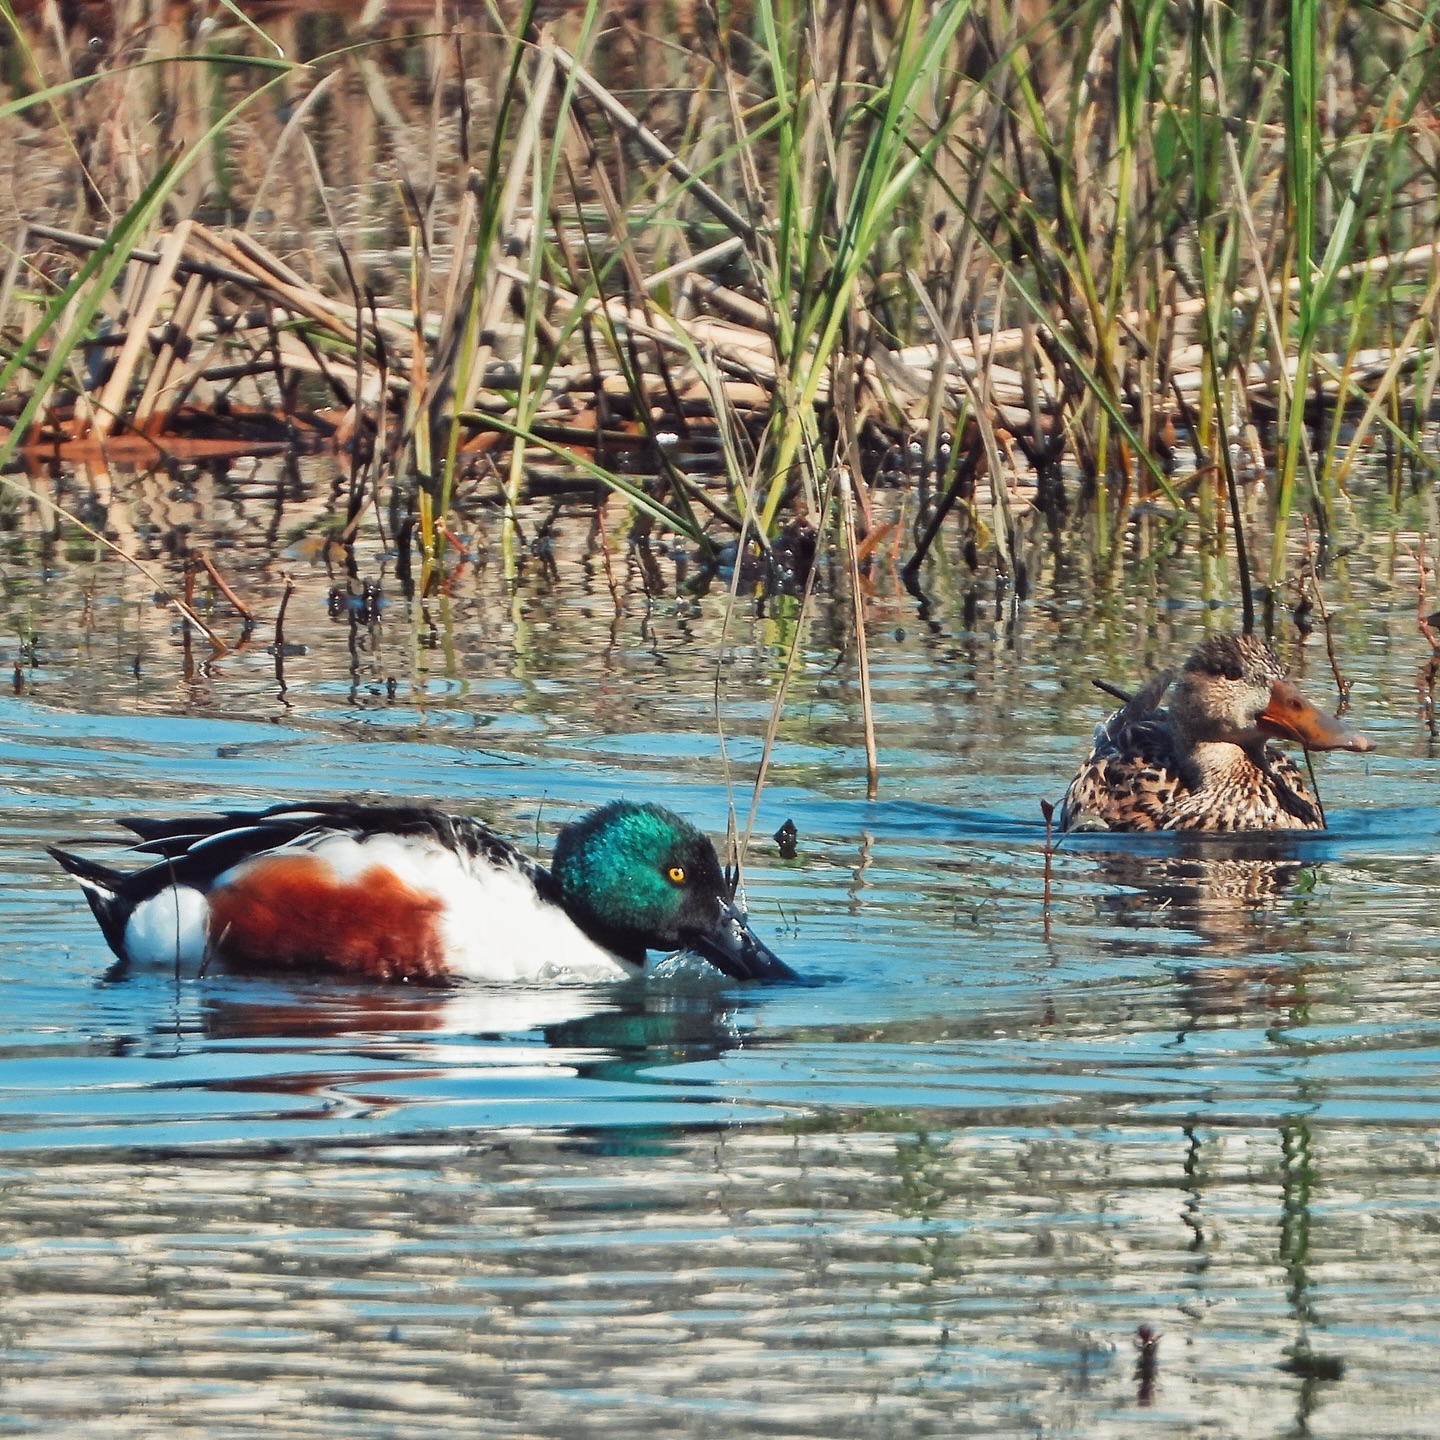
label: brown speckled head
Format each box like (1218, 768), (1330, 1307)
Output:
(1168, 635), (1284, 746)
(1171, 634), (1371, 753)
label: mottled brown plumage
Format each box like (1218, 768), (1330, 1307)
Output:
(1061, 635), (1373, 833)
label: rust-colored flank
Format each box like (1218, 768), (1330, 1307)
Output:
(207, 854), (448, 983)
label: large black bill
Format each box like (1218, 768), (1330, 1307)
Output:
(687, 900), (799, 983)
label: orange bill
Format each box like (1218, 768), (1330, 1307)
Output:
(1258, 679), (1375, 752)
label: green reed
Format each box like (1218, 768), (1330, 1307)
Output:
(0, 42), (296, 468)
(6, 0), (1440, 615)
(744, 0), (974, 533)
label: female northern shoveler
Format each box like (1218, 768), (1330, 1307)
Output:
(1060, 634), (1373, 832)
(49, 800), (796, 985)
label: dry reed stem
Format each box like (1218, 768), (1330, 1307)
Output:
(462, 46), (557, 422)
(132, 270), (209, 430)
(1405, 535), (1440, 655)
(840, 464), (878, 799)
(1298, 519), (1349, 700)
(737, 462), (838, 873)
(549, 46), (756, 245)
(193, 548), (255, 624)
(91, 220), (191, 437)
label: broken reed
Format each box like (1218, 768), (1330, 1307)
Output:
(2, 1), (1440, 600)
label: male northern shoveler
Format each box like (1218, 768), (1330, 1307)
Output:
(1060, 634), (1373, 832)
(49, 800), (796, 985)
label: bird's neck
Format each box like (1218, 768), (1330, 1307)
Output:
(542, 865), (648, 966)
(1177, 738), (1267, 791)
(565, 903), (649, 966)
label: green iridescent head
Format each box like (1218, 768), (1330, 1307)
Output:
(551, 801), (795, 982)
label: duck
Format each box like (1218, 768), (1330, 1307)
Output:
(48, 799), (797, 985)
(1060, 633), (1373, 832)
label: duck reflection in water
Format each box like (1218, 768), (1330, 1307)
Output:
(192, 975), (748, 1091)
(1077, 832), (1323, 958)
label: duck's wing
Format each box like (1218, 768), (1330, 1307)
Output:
(1261, 750), (1324, 827)
(48, 810), (311, 956)
(117, 801), (535, 873)
(1095, 669), (1176, 739)
(49, 802), (548, 967)
(1059, 669), (1184, 832)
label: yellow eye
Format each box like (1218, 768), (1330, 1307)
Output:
(666, 865), (686, 884)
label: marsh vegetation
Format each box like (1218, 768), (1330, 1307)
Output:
(3, 2), (1440, 690)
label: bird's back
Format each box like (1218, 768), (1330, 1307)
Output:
(1060, 671), (1184, 832)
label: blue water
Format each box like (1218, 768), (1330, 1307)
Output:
(2, 522), (1440, 1436)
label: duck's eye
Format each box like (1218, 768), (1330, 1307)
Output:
(666, 865), (686, 885)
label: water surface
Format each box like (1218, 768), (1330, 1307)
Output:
(1, 473), (1439, 1436)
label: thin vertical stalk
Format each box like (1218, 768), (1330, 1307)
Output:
(436, 0), (540, 530)
(840, 465), (878, 799)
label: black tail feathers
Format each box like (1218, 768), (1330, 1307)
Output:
(48, 848), (131, 959)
